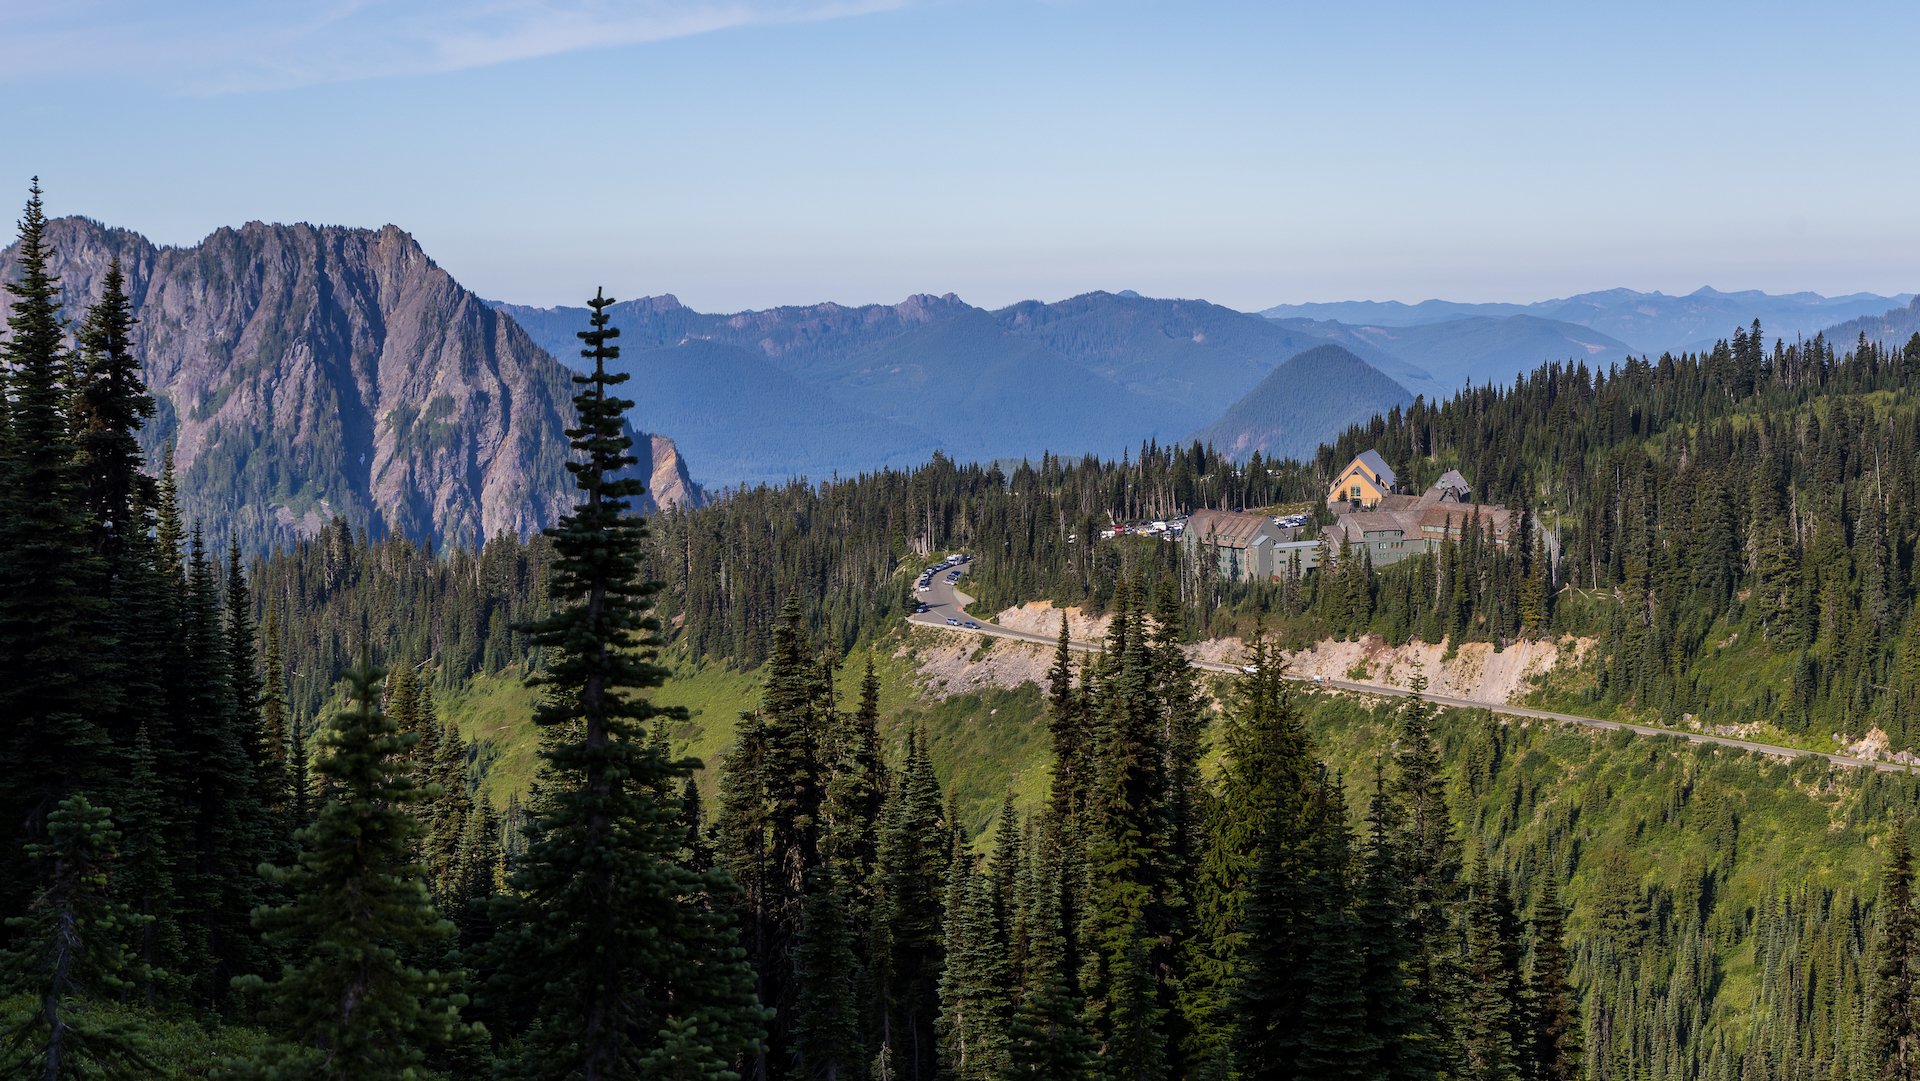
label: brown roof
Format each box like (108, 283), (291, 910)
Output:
(1186, 509), (1276, 550)
(1333, 502), (1514, 545)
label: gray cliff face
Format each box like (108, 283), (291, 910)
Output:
(0, 216), (697, 554)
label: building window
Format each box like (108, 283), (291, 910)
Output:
(1350, 485), (1361, 501)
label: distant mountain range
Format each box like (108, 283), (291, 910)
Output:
(1262, 286), (1913, 358)
(501, 282), (1920, 484)
(1264, 314), (1635, 398)
(1189, 344), (1414, 463)
(1819, 295), (1920, 349)
(493, 291), (1403, 485)
(0, 218), (696, 556)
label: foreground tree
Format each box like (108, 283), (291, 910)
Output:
(235, 661), (467, 1081)
(487, 289), (764, 1079)
(0, 180), (113, 914)
(0, 793), (154, 1079)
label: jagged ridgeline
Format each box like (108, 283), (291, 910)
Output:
(0, 216), (697, 556)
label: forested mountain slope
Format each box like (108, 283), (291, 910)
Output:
(1189, 343), (1415, 461)
(1821, 293), (1920, 349)
(0, 216), (696, 554)
(255, 518), (1919, 1081)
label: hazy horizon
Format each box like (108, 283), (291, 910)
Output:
(7, 1), (1919, 311)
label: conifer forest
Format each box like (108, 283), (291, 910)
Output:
(11, 171), (1920, 1081)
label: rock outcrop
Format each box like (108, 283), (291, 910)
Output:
(0, 216), (697, 555)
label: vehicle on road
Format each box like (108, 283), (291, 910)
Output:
(1312, 675), (1327, 684)
(964, 621), (979, 629)
(945, 617), (960, 626)
(1241, 664), (1258, 674)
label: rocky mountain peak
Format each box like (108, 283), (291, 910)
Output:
(0, 215), (697, 556)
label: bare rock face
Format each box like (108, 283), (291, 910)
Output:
(0, 216), (698, 554)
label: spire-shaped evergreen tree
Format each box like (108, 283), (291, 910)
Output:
(1182, 632), (1305, 1078)
(793, 861), (865, 1080)
(258, 605), (295, 858)
(937, 851), (1013, 1081)
(425, 709), (473, 908)
(485, 289), (763, 1079)
(69, 257), (156, 582)
(236, 660), (469, 1080)
(875, 726), (946, 1081)
(1526, 872), (1581, 1081)
(1390, 670), (1465, 1060)
(1355, 760), (1437, 1081)
(1006, 839), (1096, 1081)
(177, 527), (268, 1005)
(1047, 614), (1089, 824)
(226, 540), (266, 764)
(1458, 854), (1522, 1081)
(0, 178), (114, 914)
(1078, 578), (1173, 1078)
(116, 722), (183, 1006)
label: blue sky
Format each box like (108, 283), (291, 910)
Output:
(4, 0), (1918, 312)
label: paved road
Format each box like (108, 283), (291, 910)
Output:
(905, 559), (1917, 776)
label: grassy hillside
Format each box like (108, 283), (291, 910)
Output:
(1307, 692), (1901, 1071)
(437, 638), (1052, 839)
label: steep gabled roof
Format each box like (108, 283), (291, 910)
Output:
(1353, 448), (1397, 489)
(1428, 472), (1466, 506)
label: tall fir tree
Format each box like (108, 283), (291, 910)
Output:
(874, 726), (947, 1081)
(68, 257), (156, 582)
(1006, 838), (1096, 1081)
(1078, 579), (1173, 1080)
(1355, 759), (1439, 1081)
(936, 851), (1013, 1081)
(176, 528), (268, 1006)
(485, 289), (763, 1080)
(0, 179), (114, 921)
(258, 605), (296, 858)
(1526, 872), (1581, 1081)
(792, 861), (866, 1081)
(1875, 825), (1920, 1081)
(1458, 854), (1522, 1081)
(1390, 670), (1465, 1062)
(236, 661), (469, 1081)
(1182, 632), (1305, 1078)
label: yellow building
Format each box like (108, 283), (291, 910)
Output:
(1328, 448), (1397, 508)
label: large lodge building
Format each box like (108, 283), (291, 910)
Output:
(1181, 450), (1515, 581)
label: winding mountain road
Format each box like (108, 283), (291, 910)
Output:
(907, 559), (1916, 776)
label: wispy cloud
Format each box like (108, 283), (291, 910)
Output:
(0, 0), (915, 93)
